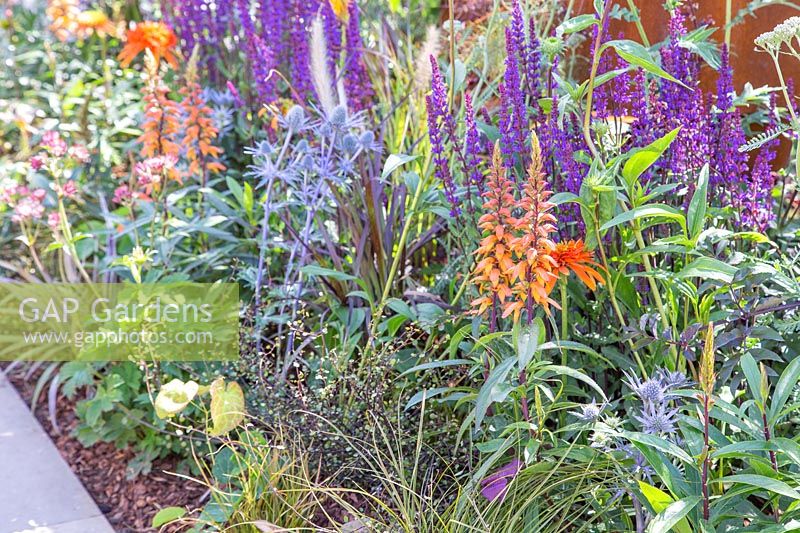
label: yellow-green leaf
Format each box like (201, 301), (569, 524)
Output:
(209, 378), (245, 436)
(152, 506), (186, 528)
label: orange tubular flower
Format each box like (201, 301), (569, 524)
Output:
(471, 143), (517, 324)
(549, 240), (605, 291)
(118, 21), (178, 69)
(180, 52), (226, 185)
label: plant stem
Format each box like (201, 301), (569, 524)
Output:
(518, 368), (535, 438)
(626, 0), (650, 47)
(582, 0), (612, 162)
(770, 53), (800, 187)
(593, 213), (647, 377)
(629, 219), (679, 364)
(724, 0), (732, 49)
(448, 0), (456, 109)
(560, 281), (568, 341)
(702, 393), (710, 522)
(762, 411), (781, 521)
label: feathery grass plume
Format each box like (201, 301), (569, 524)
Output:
(471, 143), (517, 329)
(506, 132), (558, 320)
(310, 14), (337, 116)
(698, 321), (716, 521)
(139, 51), (181, 165)
(414, 25), (441, 91)
(699, 322), (716, 398)
(179, 48), (226, 186)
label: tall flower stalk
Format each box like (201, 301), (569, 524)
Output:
(698, 323), (716, 522)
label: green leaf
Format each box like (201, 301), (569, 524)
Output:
(209, 378), (245, 436)
(604, 40), (687, 87)
(639, 481), (675, 512)
(624, 431), (695, 464)
(400, 359), (472, 377)
(300, 264), (357, 282)
(381, 154), (419, 180)
(718, 475), (800, 500)
(541, 365), (607, 401)
(551, 192), (582, 206)
(404, 387), (452, 410)
(599, 204), (686, 233)
(677, 257), (737, 284)
(516, 318), (544, 369)
(741, 353), (764, 408)
(154, 379), (199, 419)
(622, 128), (681, 188)
(712, 440), (774, 459)
(687, 164), (709, 239)
(540, 339), (604, 360)
(769, 356), (800, 424)
(646, 497), (701, 533)
(556, 14), (598, 36)
(152, 506), (187, 528)
(475, 357), (517, 430)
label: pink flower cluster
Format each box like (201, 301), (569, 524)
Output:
(31, 131), (91, 172)
(0, 180), (47, 224)
(112, 155), (179, 205)
(1, 131), (91, 231)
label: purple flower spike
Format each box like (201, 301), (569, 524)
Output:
(509, 0), (527, 73)
(525, 16), (542, 115)
(344, 1), (374, 111)
(237, 0), (276, 105)
(710, 44), (748, 202)
(465, 93), (484, 193)
(500, 27), (527, 167)
(426, 56), (460, 215)
(321, 1), (342, 77)
(480, 459), (523, 502)
(289, 0), (314, 98)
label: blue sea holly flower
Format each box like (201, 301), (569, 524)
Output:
(656, 369), (691, 391)
(328, 105), (348, 128)
(634, 402), (679, 435)
(623, 371), (667, 405)
(571, 399), (604, 422)
(244, 140), (275, 160)
(282, 105), (308, 132)
(342, 133), (358, 154)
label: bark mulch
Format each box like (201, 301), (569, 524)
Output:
(7, 372), (207, 533)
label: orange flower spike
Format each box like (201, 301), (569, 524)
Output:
(550, 240), (605, 291)
(118, 21), (178, 69)
(179, 48), (226, 183)
(139, 53), (181, 174)
(471, 143), (517, 321)
(503, 131), (562, 320)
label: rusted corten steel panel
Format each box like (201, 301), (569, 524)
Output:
(443, 0), (800, 92)
(443, 0), (800, 167)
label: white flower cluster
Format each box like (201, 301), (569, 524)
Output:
(755, 16), (800, 52)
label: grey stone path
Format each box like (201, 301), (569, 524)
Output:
(0, 374), (114, 533)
